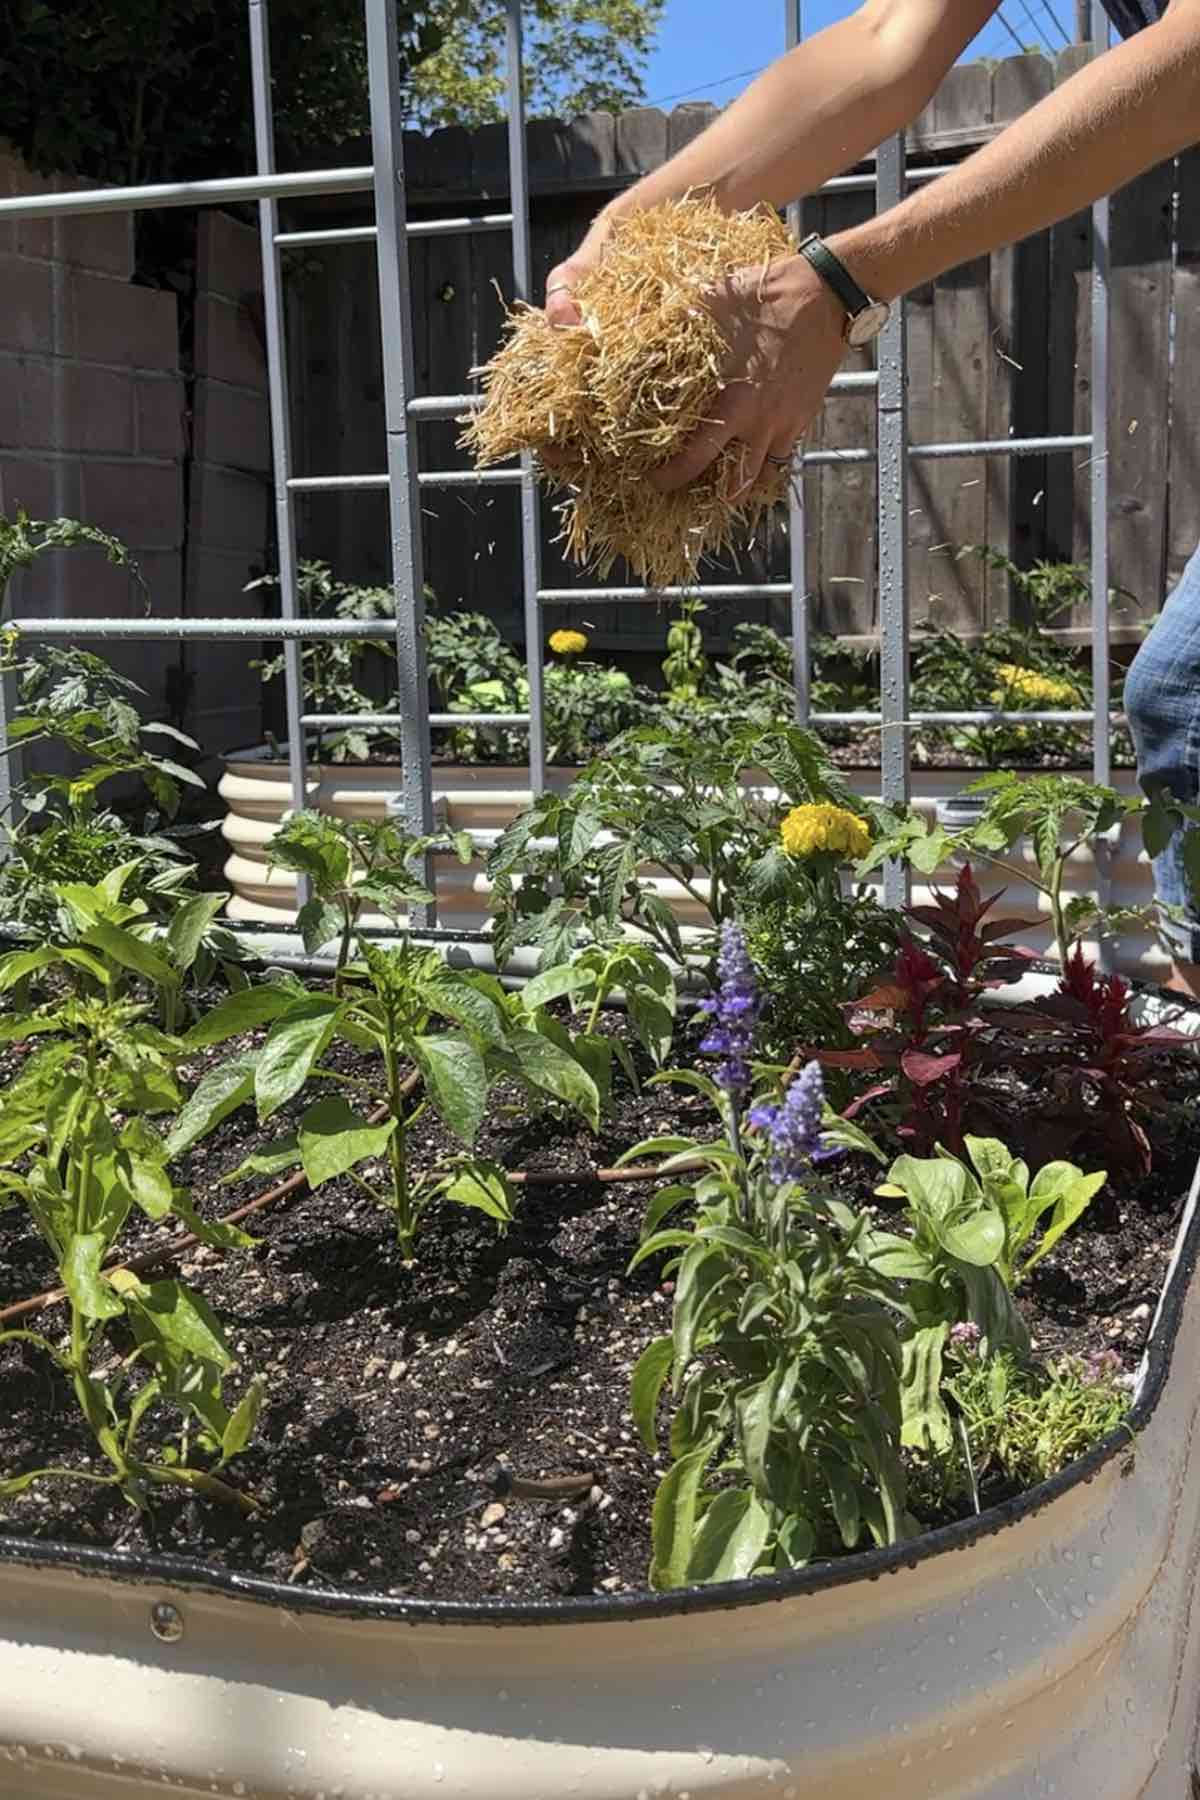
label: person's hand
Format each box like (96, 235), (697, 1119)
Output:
(543, 206), (621, 326)
(649, 253), (847, 497)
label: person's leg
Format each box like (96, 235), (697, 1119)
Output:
(1123, 542), (1200, 996)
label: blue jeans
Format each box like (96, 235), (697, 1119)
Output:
(1124, 541), (1200, 963)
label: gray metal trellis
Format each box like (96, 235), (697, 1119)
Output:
(0, 0), (1114, 941)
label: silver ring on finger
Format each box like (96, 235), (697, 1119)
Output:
(765, 451), (795, 468)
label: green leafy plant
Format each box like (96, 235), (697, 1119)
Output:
(0, 568), (216, 931)
(488, 717), (855, 969)
(0, 634), (204, 822)
(266, 807), (473, 972)
(0, 929), (261, 1513)
(911, 549), (1100, 769)
(0, 509), (139, 604)
(861, 770), (1174, 968)
(874, 1133), (1104, 1298)
(619, 930), (913, 1587)
(425, 608), (528, 760)
(518, 939), (678, 1080)
(13, 863), (245, 1035)
(543, 654), (651, 764)
(0, 809), (200, 936)
(624, 1080), (912, 1588)
(178, 940), (602, 1260)
(742, 883), (905, 1072)
(938, 1344), (1131, 1499)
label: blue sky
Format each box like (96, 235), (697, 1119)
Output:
(642, 0), (1081, 112)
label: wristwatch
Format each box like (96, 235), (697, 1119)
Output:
(797, 233), (891, 348)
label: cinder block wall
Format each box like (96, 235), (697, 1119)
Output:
(0, 148), (185, 735)
(0, 147), (272, 772)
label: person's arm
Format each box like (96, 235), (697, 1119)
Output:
(652, 0), (1200, 495)
(830, 0), (1200, 302)
(545, 0), (999, 324)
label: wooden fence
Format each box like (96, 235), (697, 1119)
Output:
(284, 46), (1195, 657)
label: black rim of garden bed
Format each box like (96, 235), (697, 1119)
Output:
(0, 973), (1196, 1628)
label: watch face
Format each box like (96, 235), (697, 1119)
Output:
(846, 300), (890, 347)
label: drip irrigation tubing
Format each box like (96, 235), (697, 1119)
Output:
(0, 1102), (703, 1329)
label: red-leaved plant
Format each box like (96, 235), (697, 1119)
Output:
(812, 865), (1038, 1154)
(1001, 944), (1190, 1173)
(810, 865), (1190, 1172)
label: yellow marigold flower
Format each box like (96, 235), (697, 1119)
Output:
(990, 663), (1080, 707)
(780, 803), (871, 860)
(548, 628), (588, 656)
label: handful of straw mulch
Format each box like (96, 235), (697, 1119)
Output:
(461, 195), (797, 590)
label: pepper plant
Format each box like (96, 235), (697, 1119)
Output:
(0, 920), (261, 1513)
(9, 863), (246, 1035)
(177, 938), (603, 1260)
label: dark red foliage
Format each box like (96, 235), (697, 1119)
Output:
(998, 944), (1192, 1173)
(805, 866), (1190, 1173)
(809, 866), (1039, 1154)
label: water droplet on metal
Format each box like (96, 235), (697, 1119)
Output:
(150, 1603), (184, 1644)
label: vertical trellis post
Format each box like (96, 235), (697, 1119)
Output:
(505, 0), (547, 794)
(784, 0), (811, 724)
(365, 0), (437, 921)
(248, 0), (311, 905)
(875, 133), (910, 910)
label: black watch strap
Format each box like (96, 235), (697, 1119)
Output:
(797, 233), (872, 319)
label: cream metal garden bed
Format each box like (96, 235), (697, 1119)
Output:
(1, 1114), (1198, 1800)
(218, 749), (1160, 976)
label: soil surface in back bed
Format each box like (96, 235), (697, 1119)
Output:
(1, 1012), (1197, 1604)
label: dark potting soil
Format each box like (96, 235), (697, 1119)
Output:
(0, 1012), (1196, 1604)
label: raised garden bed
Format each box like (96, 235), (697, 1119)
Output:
(2, 999), (1197, 1600)
(220, 747), (1164, 977)
(1, 973), (1200, 1798)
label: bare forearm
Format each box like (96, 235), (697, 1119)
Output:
(832, 5), (1200, 301)
(601, 0), (991, 226)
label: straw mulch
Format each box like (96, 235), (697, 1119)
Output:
(460, 195), (797, 589)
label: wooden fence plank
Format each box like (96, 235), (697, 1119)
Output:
(1102, 159), (1175, 623)
(911, 62), (996, 633)
(812, 186), (876, 636)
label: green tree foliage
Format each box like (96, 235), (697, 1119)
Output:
(0, 0), (661, 188)
(406, 0), (664, 131)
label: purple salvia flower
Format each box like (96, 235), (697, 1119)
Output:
(748, 1060), (826, 1182)
(699, 921), (761, 1097)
